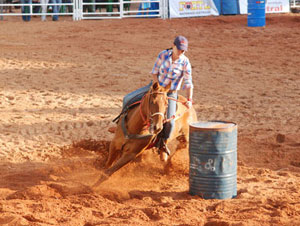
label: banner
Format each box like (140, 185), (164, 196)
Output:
(169, 0), (219, 18)
(266, 0), (290, 13)
(239, 0), (290, 14)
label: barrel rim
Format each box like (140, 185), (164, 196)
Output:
(189, 120), (238, 132)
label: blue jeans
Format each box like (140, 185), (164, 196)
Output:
(21, 0), (32, 21)
(162, 92), (177, 140)
(50, 0), (61, 21)
(123, 81), (153, 109)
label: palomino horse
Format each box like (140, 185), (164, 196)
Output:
(93, 82), (197, 186)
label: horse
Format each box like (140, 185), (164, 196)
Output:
(93, 82), (197, 186)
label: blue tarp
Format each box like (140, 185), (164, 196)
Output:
(213, 0), (240, 15)
(137, 1), (159, 16)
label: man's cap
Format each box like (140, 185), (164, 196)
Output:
(174, 36), (188, 51)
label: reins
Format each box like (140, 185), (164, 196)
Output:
(121, 91), (167, 140)
(138, 94), (190, 125)
(167, 96), (187, 104)
(121, 91), (190, 140)
(139, 91), (166, 128)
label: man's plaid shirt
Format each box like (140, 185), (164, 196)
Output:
(151, 49), (193, 91)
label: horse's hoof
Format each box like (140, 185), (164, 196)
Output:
(92, 173), (109, 187)
(159, 144), (170, 162)
(160, 152), (168, 162)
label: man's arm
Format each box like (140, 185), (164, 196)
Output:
(186, 87), (193, 101)
(185, 87), (193, 109)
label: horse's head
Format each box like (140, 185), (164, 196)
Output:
(146, 82), (170, 134)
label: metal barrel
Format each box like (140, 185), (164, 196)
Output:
(247, 0), (266, 27)
(189, 121), (237, 199)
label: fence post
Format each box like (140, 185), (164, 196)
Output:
(79, 0), (83, 20)
(165, 0), (169, 19)
(161, 0), (168, 19)
(160, 0), (162, 18)
(162, 0), (166, 19)
(73, 0), (76, 20)
(120, 0), (123, 18)
(0, 0), (3, 21)
(75, 0), (82, 20)
(30, 3), (32, 17)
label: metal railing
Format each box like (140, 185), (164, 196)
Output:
(290, 0), (300, 8)
(0, 0), (167, 20)
(80, 0), (163, 20)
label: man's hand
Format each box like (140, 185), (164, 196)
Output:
(185, 88), (193, 109)
(185, 100), (193, 109)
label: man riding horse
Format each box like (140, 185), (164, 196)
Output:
(93, 36), (195, 186)
(123, 36), (193, 161)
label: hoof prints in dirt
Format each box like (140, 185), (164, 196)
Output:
(6, 183), (93, 201)
(61, 139), (110, 169)
(71, 139), (110, 153)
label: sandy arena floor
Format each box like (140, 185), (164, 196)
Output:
(0, 13), (300, 225)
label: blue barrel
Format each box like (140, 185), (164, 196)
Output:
(189, 121), (237, 199)
(248, 0), (266, 27)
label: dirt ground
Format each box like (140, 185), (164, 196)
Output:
(0, 13), (300, 226)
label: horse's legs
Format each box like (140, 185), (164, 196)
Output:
(93, 142), (143, 186)
(162, 124), (188, 173)
(104, 150), (136, 177)
(93, 151), (137, 187)
(160, 139), (170, 162)
(105, 141), (119, 168)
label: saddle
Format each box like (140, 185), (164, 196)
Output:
(112, 92), (179, 155)
(112, 89), (149, 123)
(113, 92), (179, 124)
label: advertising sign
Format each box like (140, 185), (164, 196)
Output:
(266, 0), (290, 13)
(240, 0), (290, 14)
(169, 0), (219, 18)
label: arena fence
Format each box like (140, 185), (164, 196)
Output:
(1, 0), (299, 21)
(0, 0), (168, 20)
(0, 0), (75, 20)
(290, 0), (300, 8)
(80, 0), (167, 20)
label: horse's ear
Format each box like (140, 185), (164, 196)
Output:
(152, 82), (159, 91)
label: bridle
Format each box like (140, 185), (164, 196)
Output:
(140, 91), (167, 129)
